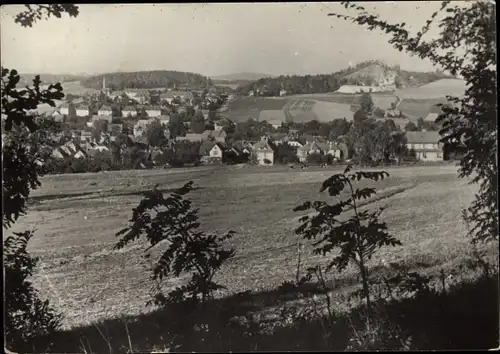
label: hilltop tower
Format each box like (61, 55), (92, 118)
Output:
(102, 76), (106, 90)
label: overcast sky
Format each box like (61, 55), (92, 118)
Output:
(1, 2), (453, 77)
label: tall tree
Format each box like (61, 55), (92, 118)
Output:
(146, 119), (168, 148)
(404, 121), (419, 132)
(330, 1), (497, 243)
(359, 92), (374, 115)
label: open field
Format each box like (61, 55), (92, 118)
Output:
(227, 97), (288, 122)
(398, 97), (448, 119)
(285, 99), (318, 122)
(8, 163), (494, 331)
(311, 100), (354, 122)
(396, 78), (466, 99)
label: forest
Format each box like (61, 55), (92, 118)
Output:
(81, 70), (213, 90)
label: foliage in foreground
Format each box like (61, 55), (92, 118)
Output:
(2, 5), (80, 351)
(115, 181), (236, 306)
(330, 0), (497, 243)
(4, 230), (63, 351)
(294, 164), (401, 308)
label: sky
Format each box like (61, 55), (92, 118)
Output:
(1, 2), (457, 77)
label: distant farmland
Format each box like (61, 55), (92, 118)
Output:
(285, 100), (318, 122)
(222, 79), (466, 125)
(227, 97), (288, 122)
(398, 98), (449, 119)
(396, 78), (466, 99)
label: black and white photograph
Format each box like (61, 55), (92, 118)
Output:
(1, 2), (498, 352)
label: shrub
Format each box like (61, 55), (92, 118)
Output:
(115, 181), (236, 306)
(4, 230), (62, 351)
(294, 164), (401, 308)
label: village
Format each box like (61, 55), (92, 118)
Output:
(27, 75), (448, 174)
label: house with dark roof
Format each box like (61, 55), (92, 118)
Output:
(206, 129), (227, 143)
(199, 141), (225, 164)
(297, 141), (347, 162)
(252, 137), (275, 165)
(406, 131), (443, 161)
(52, 141), (87, 160)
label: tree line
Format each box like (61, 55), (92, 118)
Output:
(81, 70), (213, 90)
(236, 60), (452, 96)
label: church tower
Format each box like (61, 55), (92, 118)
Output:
(102, 76), (106, 90)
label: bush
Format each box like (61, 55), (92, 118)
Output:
(115, 181), (236, 306)
(4, 230), (62, 352)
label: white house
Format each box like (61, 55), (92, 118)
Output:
(122, 106), (138, 117)
(199, 142), (224, 164)
(75, 105), (90, 117)
(59, 103), (70, 115)
(98, 105), (113, 116)
(406, 131), (443, 161)
(287, 140), (303, 148)
(145, 106), (162, 117)
(252, 137), (275, 165)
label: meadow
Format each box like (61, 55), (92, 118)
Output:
(10, 162), (495, 335)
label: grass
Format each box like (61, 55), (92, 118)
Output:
(398, 98), (449, 119)
(10, 163), (491, 330)
(227, 97), (288, 122)
(395, 78), (467, 100)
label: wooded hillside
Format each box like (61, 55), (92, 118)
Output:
(81, 70), (213, 90)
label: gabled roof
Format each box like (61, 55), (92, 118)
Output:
(135, 119), (151, 126)
(252, 139), (274, 151)
(406, 131), (441, 144)
(92, 115), (112, 121)
(271, 133), (288, 141)
(176, 133), (205, 142)
(99, 105), (112, 111)
(199, 141), (220, 156)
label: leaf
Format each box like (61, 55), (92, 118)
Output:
(293, 201), (311, 212)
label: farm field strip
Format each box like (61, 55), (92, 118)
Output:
(8, 165), (485, 328)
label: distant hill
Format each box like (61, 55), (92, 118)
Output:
(236, 60), (454, 96)
(81, 70), (213, 90)
(211, 72), (275, 82)
(18, 74), (88, 87)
